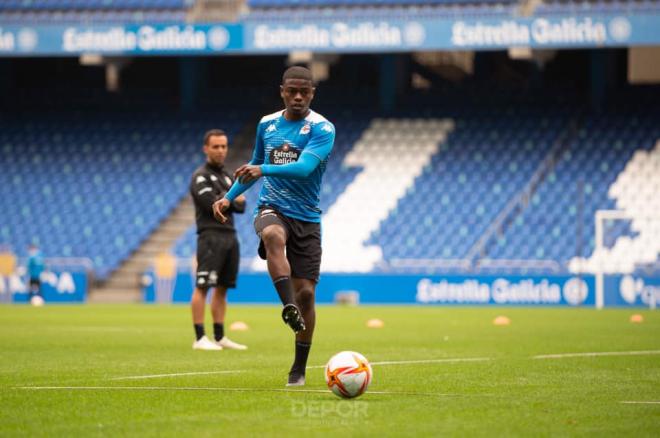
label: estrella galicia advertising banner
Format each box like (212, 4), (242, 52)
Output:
(246, 14), (660, 52)
(0, 13), (659, 56)
(143, 270), (601, 306)
(0, 23), (242, 56)
(0, 269), (87, 303)
(604, 274), (660, 307)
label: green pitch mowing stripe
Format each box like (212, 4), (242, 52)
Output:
(0, 305), (659, 437)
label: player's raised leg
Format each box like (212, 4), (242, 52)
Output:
(259, 221), (306, 333)
(191, 286), (222, 350)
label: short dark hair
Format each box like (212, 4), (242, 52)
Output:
(282, 66), (314, 85)
(203, 129), (227, 145)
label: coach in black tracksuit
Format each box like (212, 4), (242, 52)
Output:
(189, 129), (247, 351)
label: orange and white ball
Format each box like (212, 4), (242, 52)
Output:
(325, 351), (373, 399)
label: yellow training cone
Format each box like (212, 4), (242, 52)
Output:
(230, 321), (249, 331)
(493, 316), (511, 326)
(630, 314), (644, 323)
(366, 318), (384, 328)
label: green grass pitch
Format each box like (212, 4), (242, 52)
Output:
(0, 305), (659, 437)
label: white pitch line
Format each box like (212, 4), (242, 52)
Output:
(109, 370), (245, 381)
(620, 401), (660, 405)
(307, 357), (491, 369)
(533, 350), (660, 360)
(16, 386), (449, 397)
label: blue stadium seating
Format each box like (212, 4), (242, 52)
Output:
(243, 0), (518, 21)
(5, 86), (658, 278)
(366, 106), (573, 265)
(536, 0), (660, 14)
(0, 110), (247, 279)
(0, 0), (192, 10)
(484, 102), (660, 268)
(247, 0), (516, 6)
(0, 0), (192, 23)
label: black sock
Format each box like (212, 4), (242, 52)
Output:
(292, 341), (311, 373)
(273, 276), (295, 306)
(194, 324), (205, 341)
(213, 323), (224, 341)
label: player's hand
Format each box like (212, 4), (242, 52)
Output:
(212, 198), (231, 223)
(234, 164), (263, 184)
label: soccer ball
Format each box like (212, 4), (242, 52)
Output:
(324, 351), (373, 399)
(30, 295), (44, 307)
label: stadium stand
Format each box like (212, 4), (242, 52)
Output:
(0, 109), (246, 279)
(366, 105), (573, 270)
(242, 0), (517, 21)
(535, 0), (660, 15)
(484, 90), (660, 275)
(0, 0), (192, 23)
(247, 0), (516, 6)
(4, 73), (658, 280)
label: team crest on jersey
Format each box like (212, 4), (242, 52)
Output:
(270, 142), (299, 165)
(299, 123), (311, 135)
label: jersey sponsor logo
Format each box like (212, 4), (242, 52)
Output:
(300, 123), (311, 135)
(266, 123), (277, 133)
(196, 175), (206, 184)
(270, 143), (300, 165)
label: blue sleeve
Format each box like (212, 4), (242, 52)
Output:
(304, 121), (335, 162)
(225, 122), (265, 201)
(225, 179), (256, 202)
(250, 122), (265, 165)
(260, 121), (335, 179)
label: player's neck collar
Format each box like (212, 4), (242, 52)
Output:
(282, 109), (311, 122)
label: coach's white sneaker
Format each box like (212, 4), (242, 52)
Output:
(216, 336), (248, 350)
(193, 336), (223, 351)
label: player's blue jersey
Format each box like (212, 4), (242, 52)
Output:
(250, 109), (335, 223)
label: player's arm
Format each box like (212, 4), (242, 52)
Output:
(213, 123), (265, 222)
(237, 122), (335, 181)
